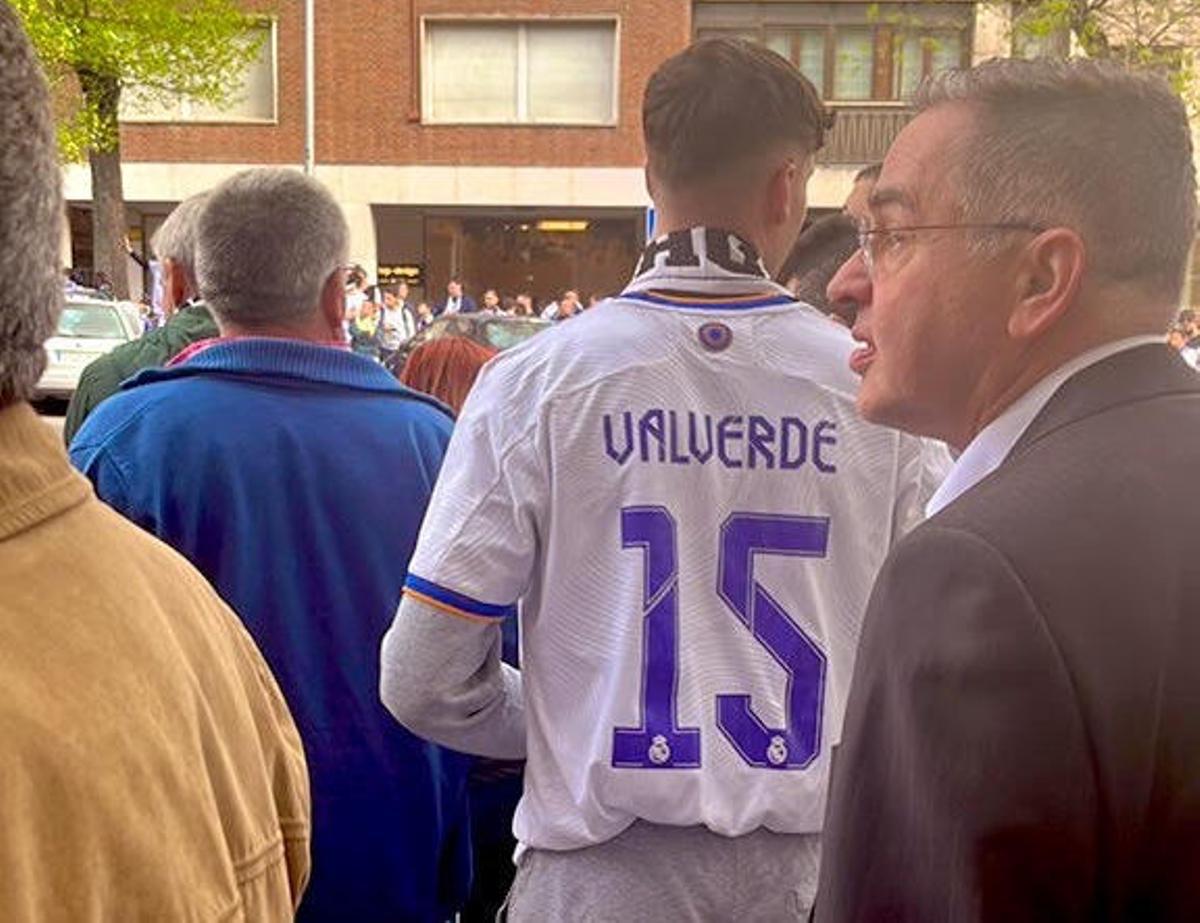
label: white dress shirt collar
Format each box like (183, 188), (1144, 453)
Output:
(926, 335), (1164, 517)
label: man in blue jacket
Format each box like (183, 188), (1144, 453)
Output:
(435, 279), (477, 316)
(71, 168), (472, 923)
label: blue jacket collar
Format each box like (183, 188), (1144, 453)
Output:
(124, 337), (449, 412)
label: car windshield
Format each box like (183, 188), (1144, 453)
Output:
(483, 320), (545, 351)
(56, 302), (126, 339)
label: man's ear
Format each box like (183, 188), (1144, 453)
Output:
(644, 163), (657, 203)
(1007, 228), (1086, 341)
(161, 258), (188, 312)
(320, 268), (347, 337)
(766, 158), (800, 227)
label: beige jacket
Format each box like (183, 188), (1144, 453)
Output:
(0, 403), (311, 921)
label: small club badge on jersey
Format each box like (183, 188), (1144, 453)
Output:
(648, 735), (672, 765)
(698, 321), (733, 352)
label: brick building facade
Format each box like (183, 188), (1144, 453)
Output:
(63, 0), (1013, 304)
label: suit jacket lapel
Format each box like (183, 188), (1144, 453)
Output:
(1011, 344), (1200, 460)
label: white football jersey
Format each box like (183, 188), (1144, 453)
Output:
(405, 228), (950, 852)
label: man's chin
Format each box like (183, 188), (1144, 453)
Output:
(858, 389), (950, 442)
(855, 382), (894, 427)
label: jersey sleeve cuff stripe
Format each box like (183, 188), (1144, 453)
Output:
(403, 589), (504, 624)
(403, 574), (516, 620)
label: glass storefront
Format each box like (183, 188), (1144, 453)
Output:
(377, 206), (644, 309)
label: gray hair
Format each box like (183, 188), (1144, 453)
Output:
(150, 192), (209, 272)
(0, 4), (63, 405)
(915, 57), (1196, 303)
(195, 168), (348, 325)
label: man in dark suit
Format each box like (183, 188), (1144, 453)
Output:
(435, 278), (477, 316)
(816, 58), (1200, 921)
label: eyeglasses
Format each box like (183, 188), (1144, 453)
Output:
(856, 222), (1047, 277)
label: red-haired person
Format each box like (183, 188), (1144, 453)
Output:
(399, 336), (496, 415)
(402, 334), (519, 918)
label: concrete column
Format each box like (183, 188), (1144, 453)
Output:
(60, 209), (73, 269)
(339, 200), (378, 276)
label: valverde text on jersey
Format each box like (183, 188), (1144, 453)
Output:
(603, 409), (838, 472)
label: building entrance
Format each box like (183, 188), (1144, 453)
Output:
(374, 206), (644, 311)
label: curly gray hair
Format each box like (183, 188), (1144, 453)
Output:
(0, 2), (63, 405)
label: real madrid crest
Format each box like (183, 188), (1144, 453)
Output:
(698, 321), (733, 352)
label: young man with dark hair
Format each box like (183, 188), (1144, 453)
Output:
(843, 162), (880, 224)
(777, 212), (861, 323)
(437, 278), (477, 315)
(382, 38), (947, 920)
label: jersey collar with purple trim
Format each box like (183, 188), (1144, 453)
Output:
(619, 227), (797, 311)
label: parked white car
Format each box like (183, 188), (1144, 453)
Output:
(36, 298), (142, 399)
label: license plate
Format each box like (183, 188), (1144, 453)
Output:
(56, 351), (102, 365)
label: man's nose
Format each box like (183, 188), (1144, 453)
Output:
(827, 250), (870, 316)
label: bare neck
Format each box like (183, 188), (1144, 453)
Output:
(218, 317), (341, 344)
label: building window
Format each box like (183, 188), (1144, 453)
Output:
(764, 29), (826, 96)
(695, 3), (971, 104)
(833, 28), (874, 100)
(119, 22), (276, 123)
(893, 32), (964, 99)
(423, 19), (618, 125)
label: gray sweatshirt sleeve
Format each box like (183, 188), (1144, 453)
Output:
(380, 595), (526, 760)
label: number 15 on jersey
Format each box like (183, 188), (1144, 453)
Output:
(612, 506), (829, 771)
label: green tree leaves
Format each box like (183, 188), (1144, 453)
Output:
(13, 0), (265, 159)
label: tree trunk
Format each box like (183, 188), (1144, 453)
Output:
(1068, 0), (1112, 58)
(79, 70), (130, 300)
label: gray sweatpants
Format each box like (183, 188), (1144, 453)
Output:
(504, 821), (821, 922)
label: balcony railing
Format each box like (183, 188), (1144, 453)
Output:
(818, 106), (914, 165)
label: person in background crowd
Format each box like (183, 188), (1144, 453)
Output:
(437, 278), (477, 316)
(63, 267), (91, 296)
(512, 292), (535, 317)
(64, 192), (219, 444)
(1181, 335), (1200, 371)
(0, 8), (310, 919)
(350, 298), (382, 360)
(138, 299), (158, 333)
(817, 58), (1200, 921)
(345, 264), (370, 315)
(415, 300), (434, 330)
(379, 283), (417, 365)
(70, 168), (474, 923)
(480, 289), (503, 315)
(587, 293), (604, 309)
(122, 233), (155, 309)
(399, 335), (497, 416)
(776, 212), (860, 325)
(1169, 308), (1200, 369)
(540, 289), (581, 320)
(381, 38), (948, 921)
(555, 292), (580, 321)
(843, 162), (880, 225)
(398, 335), (520, 922)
